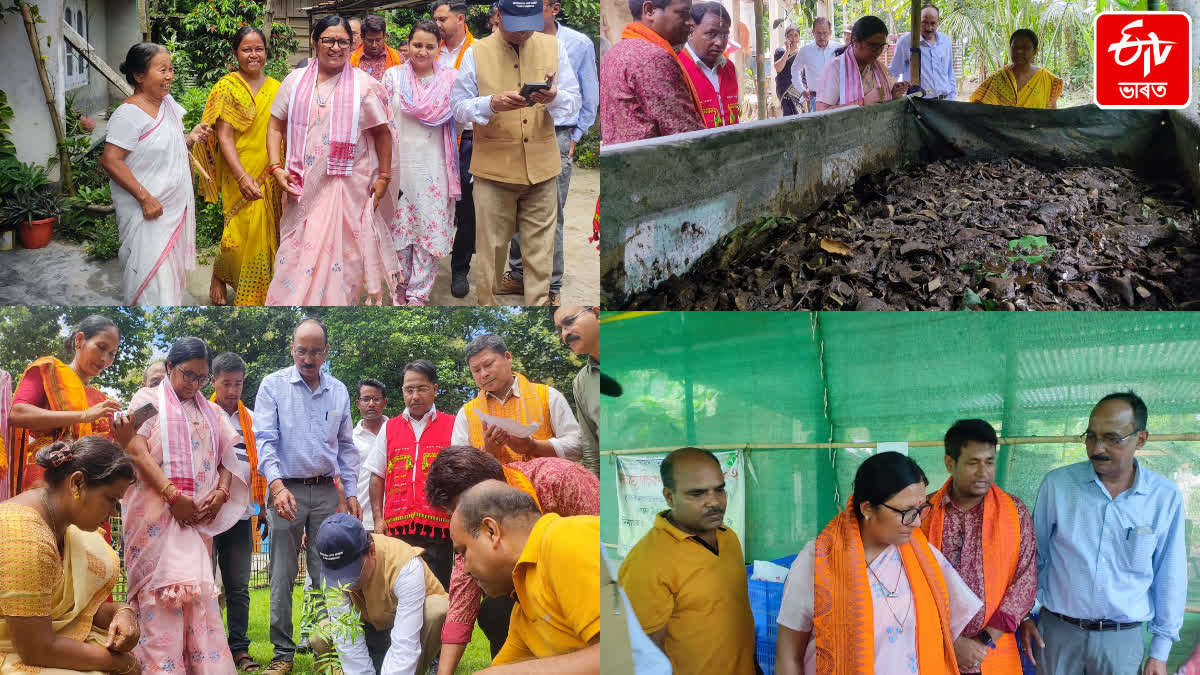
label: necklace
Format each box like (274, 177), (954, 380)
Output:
(314, 74), (340, 107)
(868, 557), (913, 631)
(39, 488), (60, 547)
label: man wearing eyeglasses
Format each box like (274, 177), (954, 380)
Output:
(888, 4), (957, 100)
(1020, 392), (1185, 675)
(364, 360), (456, 591)
(353, 377), (390, 533)
(552, 306), (599, 476)
(253, 316), (361, 675)
(920, 419), (1035, 674)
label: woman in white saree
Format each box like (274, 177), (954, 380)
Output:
(100, 43), (212, 306)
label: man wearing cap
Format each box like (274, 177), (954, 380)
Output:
(450, 0), (581, 306)
(449, 480), (600, 671)
(314, 513), (449, 675)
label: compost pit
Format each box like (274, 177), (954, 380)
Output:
(624, 157), (1200, 310)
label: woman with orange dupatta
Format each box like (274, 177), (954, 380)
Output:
(8, 316), (124, 503)
(775, 452), (982, 675)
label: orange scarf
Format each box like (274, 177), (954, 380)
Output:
(208, 394), (266, 508)
(441, 27), (475, 71)
(923, 481), (1023, 675)
(350, 43), (404, 72)
(620, 22), (704, 121)
(813, 500), (959, 674)
(502, 464), (542, 512)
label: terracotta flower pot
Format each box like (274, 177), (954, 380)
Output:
(18, 215), (55, 249)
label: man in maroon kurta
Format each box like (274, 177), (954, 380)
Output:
(599, 0), (704, 144)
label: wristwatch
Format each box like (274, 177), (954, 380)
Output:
(975, 629), (996, 648)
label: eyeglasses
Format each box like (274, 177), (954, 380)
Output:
(172, 367), (211, 386)
(292, 345), (327, 358)
(318, 37), (352, 49)
(402, 386), (435, 396)
(556, 307), (592, 331)
(358, 396), (384, 404)
(863, 40), (888, 52)
(1079, 430), (1141, 447)
(879, 501), (932, 526)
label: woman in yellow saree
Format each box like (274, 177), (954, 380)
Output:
(193, 27), (282, 306)
(8, 316), (123, 500)
(970, 29), (1062, 109)
(0, 436), (140, 674)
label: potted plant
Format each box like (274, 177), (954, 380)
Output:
(1, 160), (60, 249)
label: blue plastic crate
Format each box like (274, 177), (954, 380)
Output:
(746, 554), (797, 675)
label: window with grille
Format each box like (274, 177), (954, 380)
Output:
(63, 0), (88, 90)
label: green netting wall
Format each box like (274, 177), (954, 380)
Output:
(601, 312), (1200, 612)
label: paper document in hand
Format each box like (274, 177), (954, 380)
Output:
(474, 410), (540, 438)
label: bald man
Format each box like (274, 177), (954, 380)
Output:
(448, 481), (600, 672)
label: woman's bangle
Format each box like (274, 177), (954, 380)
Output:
(113, 605), (137, 623)
(216, 486), (230, 501)
(236, 173), (249, 183)
(115, 660), (137, 675)
(160, 482), (175, 499)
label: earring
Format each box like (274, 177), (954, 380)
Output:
(74, 489), (80, 499)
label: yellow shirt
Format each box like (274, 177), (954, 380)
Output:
(493, 514), (601, 665)
(618, 511), (758, 675)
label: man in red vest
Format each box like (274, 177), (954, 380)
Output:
(365, 360), (456, 590)
(679, 2), (740, 128)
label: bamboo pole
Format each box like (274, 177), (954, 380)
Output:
(908, 0), (920, 91)
(753, 0), (768, 119)
(20, 1), (75, 196)
(264, 0), (274, 51)
(601, 434), (1200, 456)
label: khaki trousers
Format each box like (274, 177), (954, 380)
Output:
(472, 175), (557, 305)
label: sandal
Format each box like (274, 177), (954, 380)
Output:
(234, 653), (260, 672)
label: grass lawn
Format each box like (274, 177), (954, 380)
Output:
(230, 587), (494, 674)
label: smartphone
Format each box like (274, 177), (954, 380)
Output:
(130, 402), (158, 428)
(519, 82), (551, 101)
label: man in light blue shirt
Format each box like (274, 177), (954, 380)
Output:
(254, 316), (360, 674)
(500, 1), (597, 304)
(888, 5), (957, 100)
(1021, 392), (1186, 675)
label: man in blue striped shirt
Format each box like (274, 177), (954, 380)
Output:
(1020, 392), (1186, 675)
(254, 316), (361, 675)
(889, 4), (957, 100)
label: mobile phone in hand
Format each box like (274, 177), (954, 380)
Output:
(130, 402), (158, 428)
(519, 82), (551, 102)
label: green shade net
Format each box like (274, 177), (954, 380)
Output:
(601, 312), (1200, 613)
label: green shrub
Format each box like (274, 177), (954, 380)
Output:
(574, 129), (599, 169)
(196, 199), (224, 250)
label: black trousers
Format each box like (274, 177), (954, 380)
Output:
(397, 531), (453, 590)
(477, 594), (517, 658)
(451, 131), (476, 275)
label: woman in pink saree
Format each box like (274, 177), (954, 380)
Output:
(112, 337), (249, 674)
(264, 15), (401, 306)
(101, 43), (212, 305)
(815, 16), (908, 110)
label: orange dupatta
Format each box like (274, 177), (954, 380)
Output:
(502, 464), (543, 512)
(923, 481), (1023, 675)
(441, 27), (475, 71)
(9, 357), (110, 495)
(813, 500), (959, 674)
(350, 44), (404, 71)
(619, 22), (704, 121)
(208, 393), (267, 508)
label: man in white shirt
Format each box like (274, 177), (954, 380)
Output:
(790, 17), (839, 112)
(210, 352), (267, 673)
(434, 0), (479, 299)
(353, 378), (389, 532)
(889, 4), (957, 100)
(450, 333), (582, 464)
(365, 360), (456, 590)
(314, 513), (448, 675)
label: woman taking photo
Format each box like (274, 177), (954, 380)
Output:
(100, 43), (212, 305)
(382, 19), (460, 307)
(9, 316), (123, 499)
(775, 452), (982, 674)
(0, 436), (140, 674)
(816, 16), (908, 110)
(114, 337), (249, 674)
(194, 27), (283, 306)
(264, 15), (401, 306)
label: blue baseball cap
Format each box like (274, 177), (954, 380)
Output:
(315, 513), (370, 590)
(499, 0), (544, 32)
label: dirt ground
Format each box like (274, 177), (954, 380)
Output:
(0, 168), (598, 307)
(624, 158), (1200, 311)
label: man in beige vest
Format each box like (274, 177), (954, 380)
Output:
(450, 0), (581, 306)
(313, 513), (449, 675)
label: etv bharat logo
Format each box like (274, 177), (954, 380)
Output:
(1094, 12), (1193, 109)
